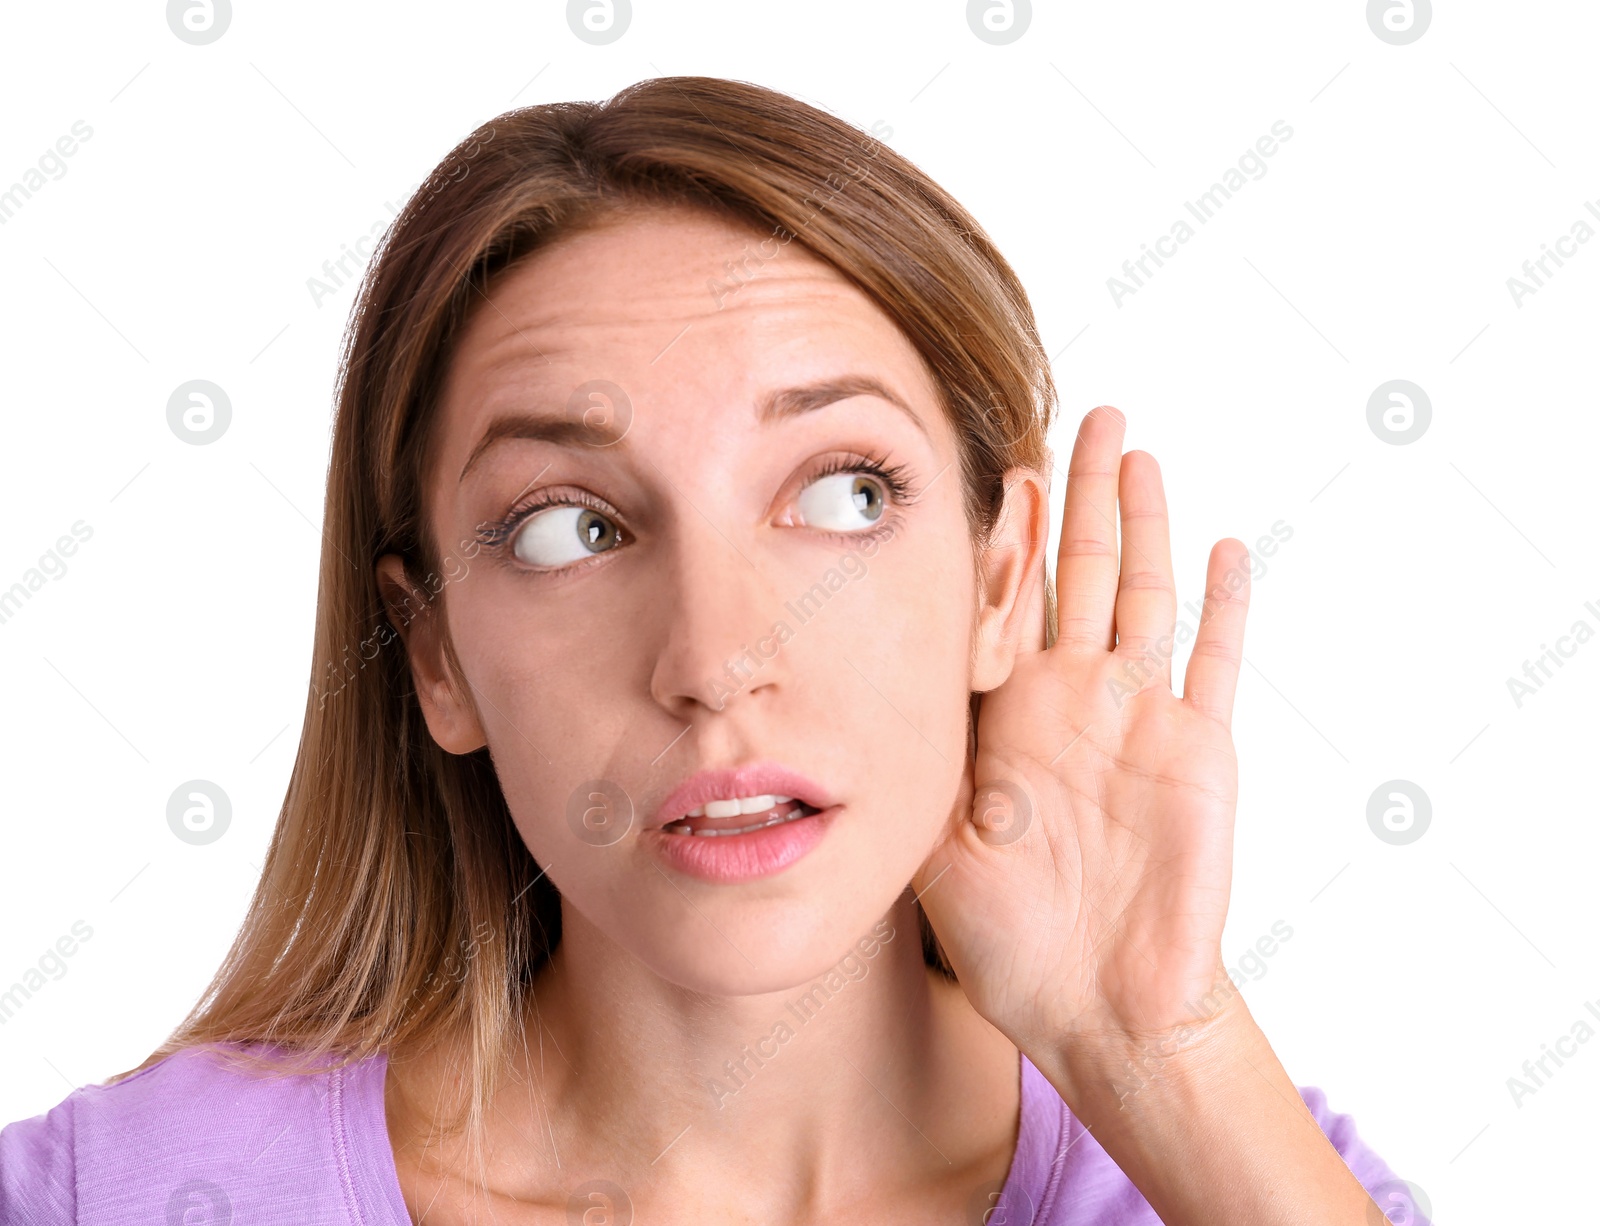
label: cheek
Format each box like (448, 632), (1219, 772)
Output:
(810, 540), (975, 846)
(445, 581), (635, 845)
(453, 566), (632, 726)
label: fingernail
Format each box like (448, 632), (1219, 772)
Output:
(1093, 405), (1126, 426)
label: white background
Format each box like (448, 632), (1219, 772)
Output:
(1, 2), (1595, 1220)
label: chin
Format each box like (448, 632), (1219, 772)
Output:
(616, 886), (900, 999)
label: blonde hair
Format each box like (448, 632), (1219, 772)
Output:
(111, 75), (1059, 1155)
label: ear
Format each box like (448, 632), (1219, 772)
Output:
(970, 466), (1051, 693)
(374, 554), (488, 754)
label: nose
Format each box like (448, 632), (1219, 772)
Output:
(646, 517), (792, 721)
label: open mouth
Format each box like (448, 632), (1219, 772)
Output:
(661, 797), (823, 837)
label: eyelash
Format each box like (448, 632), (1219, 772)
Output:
(475, 451), (919, 562)
(806, 450), (919, 530)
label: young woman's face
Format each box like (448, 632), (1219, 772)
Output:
(395, 206), (991, 994)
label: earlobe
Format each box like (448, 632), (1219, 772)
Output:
(374, 554), (488, 755)
(970, 468), (1051, 692)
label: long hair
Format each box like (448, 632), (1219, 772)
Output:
(110, 75), (1058, 1151)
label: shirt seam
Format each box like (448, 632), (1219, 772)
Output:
(329, 1064), (369, 1226)
(69, 1082), (83, 1226)
(1033, 1094), (1073, 1218)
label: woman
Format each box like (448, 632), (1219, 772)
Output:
(0, 77), (1425, 1224)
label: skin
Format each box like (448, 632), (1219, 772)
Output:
(377, 205), (1387, 1223)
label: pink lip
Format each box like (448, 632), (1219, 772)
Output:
(646, 804), (839, 883)
(648, 762), (836, 830)
(643, 762), (839, 884)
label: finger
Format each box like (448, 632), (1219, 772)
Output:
(1112, 451), (1177, 687)
(1054, 406), (1126, 651)
(1182, 539), (1252, 731)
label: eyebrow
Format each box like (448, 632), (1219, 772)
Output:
(457, 374), (928, 485)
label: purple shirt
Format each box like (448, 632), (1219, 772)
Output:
(1, 1041), (1426, 1223)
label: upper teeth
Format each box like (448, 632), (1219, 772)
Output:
(687, 793), (794, 818)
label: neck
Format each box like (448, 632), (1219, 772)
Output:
(387, 891), (1022, 1218)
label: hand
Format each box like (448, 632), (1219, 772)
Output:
(912, 406), (1253, 1057)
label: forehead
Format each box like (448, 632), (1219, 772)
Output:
(434, 205), (942, 433)
(470, 205), (883, 337)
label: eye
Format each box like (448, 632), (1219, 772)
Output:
(794, 471), (887, 532)
(510, 505), (623, 568)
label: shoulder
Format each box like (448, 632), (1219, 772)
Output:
(0, 1041), (401, 1225)
(1001, 1054), (1426, 1225)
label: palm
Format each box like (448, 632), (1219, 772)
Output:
(914, 407), (1252, 1052)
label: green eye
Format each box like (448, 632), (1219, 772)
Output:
(511, 506), (623, 568)
(796, 472), (886, 531)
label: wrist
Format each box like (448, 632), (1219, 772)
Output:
(1023, 992), (1382, 1226)
(1025, 985), (1255, 1114)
